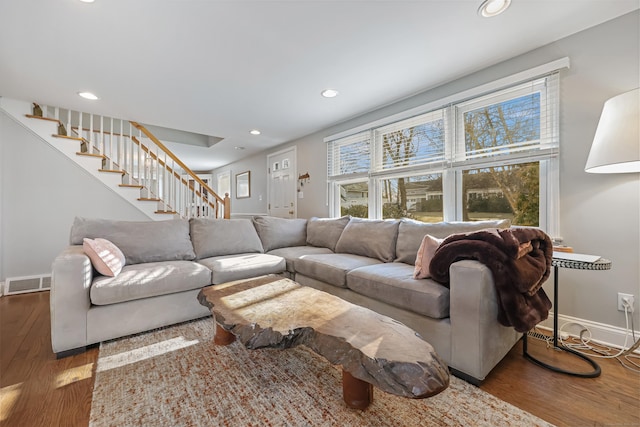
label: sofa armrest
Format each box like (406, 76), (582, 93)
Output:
(448, 260), (520, 383)
(50, 245), (93, 355)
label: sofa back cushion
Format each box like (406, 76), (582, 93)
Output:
(395, 219), (511, 265)
(252, 216), (307, 252)
(306, 216), (350, 251)
(190, 218), (264, 259)
(70, 217), (196, 265)
(335, 218), (400, 262)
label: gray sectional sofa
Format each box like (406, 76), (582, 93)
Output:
(51, 215), (521, 384)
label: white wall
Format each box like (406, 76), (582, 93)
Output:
(219, 11), (640, 331)
(0, 111), (150, 280)
(213, 152), (269, 217)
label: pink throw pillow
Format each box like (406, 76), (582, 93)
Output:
(414, 234), (444, 279)
(83, 238), (125, 277)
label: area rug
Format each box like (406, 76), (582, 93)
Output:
(89, 318), (553, 427)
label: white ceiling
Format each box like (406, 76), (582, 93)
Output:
(1, 0), (638, 171)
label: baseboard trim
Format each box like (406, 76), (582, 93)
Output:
(538, 313), (640, 353)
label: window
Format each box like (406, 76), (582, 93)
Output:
(380, 173), (443, 222)
(338, 181), (369, 218)
(327, 71), (560, 234)
(461, 163), (538, 224)
(375, 109), (446, 171)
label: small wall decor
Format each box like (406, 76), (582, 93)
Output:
(298, 172), (310, 193)
(298, 172), (310, 185)
(236, 171), (251, 199)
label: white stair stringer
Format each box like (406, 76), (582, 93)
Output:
(0, 97), (171, 220)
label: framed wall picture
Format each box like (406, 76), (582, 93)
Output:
(281, 158), (290, 169)
(235, 171), (251, 199)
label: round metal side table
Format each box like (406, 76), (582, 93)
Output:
(522, 254), (611, 378)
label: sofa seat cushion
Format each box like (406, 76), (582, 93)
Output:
(267, 246), (334, 273)
(90, 261), (211, 306)
(294, 253), (382, 288)
(198, 253), (286, 284)
(346, 262), (450, 319)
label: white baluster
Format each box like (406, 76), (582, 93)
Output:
(116, 119), (121, 170)
(99, 115), (103, 160)
(109, 117), (114, 169)
(66, 109), (71, 139)
(88, 114), (93, 152)
(128, 122), (133, 181)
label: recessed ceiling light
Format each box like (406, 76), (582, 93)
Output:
(235, 146), (245, 150)
(78, 91), (99, 100)
(478, 0), (511, 17)
(79, 0), (95, 3)
(321, 89), (339, 98)
(250, 129), (261, 135)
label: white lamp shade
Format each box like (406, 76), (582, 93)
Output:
(585, 88), (640, 173)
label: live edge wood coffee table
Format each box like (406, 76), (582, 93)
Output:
(197, 275), (449, 409)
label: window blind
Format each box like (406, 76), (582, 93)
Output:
(327, 131), (371, 179)
(454, 73), (559, 166)
(374, 109), (447, 172)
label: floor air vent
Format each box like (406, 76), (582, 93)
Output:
(4, 275), (51, 296)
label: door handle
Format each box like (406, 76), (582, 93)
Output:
(288, 210), (294, 215)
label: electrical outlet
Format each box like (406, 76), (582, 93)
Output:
(618, 293), (635, 312)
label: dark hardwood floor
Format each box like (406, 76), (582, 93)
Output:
(1, 291), (639, 426)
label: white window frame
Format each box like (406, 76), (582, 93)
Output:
(329, 177), (372, 218)
(326, 59), (567, 238)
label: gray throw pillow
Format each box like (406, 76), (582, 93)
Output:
(334, 218), (400, 262)
(69, 217), (196, 265)
(306, 216), (350, 251)
(190, 218), (264, 259)
(252, 216), (307, 252)
(395, 219), (511, 265)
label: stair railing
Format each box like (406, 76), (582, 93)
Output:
(31, 103), (230, 219)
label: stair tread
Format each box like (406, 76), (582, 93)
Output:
(53, 134), (83, 141)
(76, 152), (104, 158)
(119, 184), (144, 188)
(155, 211), (178, 214)
(99, 169), (125, 174)
(138, 198), (161, 201)
(26, 114), (59, 122)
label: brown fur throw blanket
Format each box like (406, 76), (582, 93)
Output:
(429, 227), (553, 333)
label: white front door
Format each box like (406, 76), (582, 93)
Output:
(267, 148), (296, 218)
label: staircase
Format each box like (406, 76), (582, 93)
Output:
(0, 98), (230, 221)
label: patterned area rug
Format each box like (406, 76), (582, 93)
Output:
(90, 318), (553, 427)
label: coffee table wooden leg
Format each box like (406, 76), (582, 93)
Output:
(342, 369), (373, 409)
(214, 323), (236, 345)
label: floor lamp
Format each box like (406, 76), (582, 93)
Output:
(585, 87), (640, 357)
(585, 87), (640, 174)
